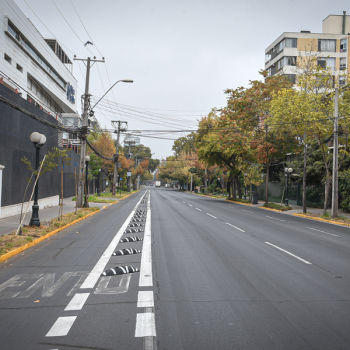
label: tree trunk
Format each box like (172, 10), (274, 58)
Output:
(323, 169), (331, 215)
(265, 165), (269, 204)
(236, 175), (242, 199)
(302, 132), (307, 214)
(232, 177), (235, 199)
(228, 180), (231, 197)
(93, 179), (95, 195)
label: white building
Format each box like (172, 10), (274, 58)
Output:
(265, 12), (350, 85)
(0, 0), (78, 118)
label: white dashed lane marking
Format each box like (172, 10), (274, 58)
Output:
(226, 222), (245, 232)
(265, 242), (312, 264)
(206, 213), (217, 218)
(46, 317), (77, 337)
(195, 208), (202, 211)
(266, 216), (285, 222)
(307, 227), (340, 237)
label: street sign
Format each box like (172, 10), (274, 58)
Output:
(117, 162), (121, 168)
(127, 172), (131, 177)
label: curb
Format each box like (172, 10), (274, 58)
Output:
(226, 200), (253, 207)
(0, 190), (141, 264)
(259, 206), (291, 213)
(0, 209), (99, 264)
(293, 213), (350, 228)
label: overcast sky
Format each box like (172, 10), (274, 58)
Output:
(14, 0), (350, 159)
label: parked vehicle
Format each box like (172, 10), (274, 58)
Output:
(156, 181), (161, 187)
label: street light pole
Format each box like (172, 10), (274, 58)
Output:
(285, 167), (293, 206)
(84, 155), (90, 208)
(331, 88), (339, 218)
(29, 132), (46, 227)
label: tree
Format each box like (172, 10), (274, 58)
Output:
(172, 132), (196, 157)
(270, 56), (350, 213)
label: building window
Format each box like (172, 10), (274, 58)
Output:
(16, 63), (23, 72)
(284, 74), (296, 84)
(339, 76), (346, 86)
(285, 38), (297, 48)
(318, 39), (336, 52)
(7, 20), (66, 89)
(340, 57), (346, 70)
(284, 56), (296, 66)
(317, 57), (335, 70)
(340, 39), (347, 52)
(4, 53), (12, 64)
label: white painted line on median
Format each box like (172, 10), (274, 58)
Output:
(80, 191), (147, 289)
(64, 293), (90, 311)
(225, 222), (245, 232)
(206, 213), (217, 218)
(266, 216), (285, 222)
(195, 208), (202, 211)
(139, 191), (153, 287)
(307, 227), (340, 237)
(135, 313), (156, 337)
(265, 242), (312, 264)
(137, 291), (154, 308)
(46, 316), (77, 337)
(188, 204), (193, 206)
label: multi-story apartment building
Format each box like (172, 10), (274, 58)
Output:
(265, 12), (350, 85)
(0, 0), (78, 118)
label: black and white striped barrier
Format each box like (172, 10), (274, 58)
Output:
(132, 218), (145, 222)
(112, 248), (141, 256)
(128, 223), (144, 227)
(101, 266), (139, 276)
(120, 237), (143, 243)
(124, 228), (144, 234)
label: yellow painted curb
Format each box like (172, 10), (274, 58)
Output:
(259, 206), (289, 213)
(0, 210), (100, 264)
(293, 213), (350, 227)
(226, 200), (252, 207)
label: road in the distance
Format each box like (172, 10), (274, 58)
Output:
(151, 188), (350, 350)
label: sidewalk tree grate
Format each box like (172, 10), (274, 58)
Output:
(112, 248), (141, 256)
(120, 237), (143, 243)
(101, 266), (139, 276)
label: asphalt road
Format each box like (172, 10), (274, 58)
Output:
(1, 188), (350, 349)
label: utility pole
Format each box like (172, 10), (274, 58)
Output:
(73, 56), (105, 207)
(126, 140), (136, 192)
(190, 173), (193, 192)
(111, 121), (127, 195)
(331, 88), (339, 218)
(204, 167), (207, 195)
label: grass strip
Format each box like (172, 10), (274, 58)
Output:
(262, 203), (292, 211)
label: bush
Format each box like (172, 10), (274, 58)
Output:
(263, 203), (292, 211)
(339, 169), (350, 212)
(227, 197), (250, 204)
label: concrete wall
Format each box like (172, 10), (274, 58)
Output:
(322, 15), (350, 35)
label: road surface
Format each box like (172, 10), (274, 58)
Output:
(1, 188), (350, 349)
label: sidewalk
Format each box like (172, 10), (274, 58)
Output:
(0, 196), (111, 236)
(185, 191), (350, 220)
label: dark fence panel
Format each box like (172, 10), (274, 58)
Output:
(0, 84), (80, 207)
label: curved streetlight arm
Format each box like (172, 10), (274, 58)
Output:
(91, 79), (133, 111)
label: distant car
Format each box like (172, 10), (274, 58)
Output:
(150, 184), (153, 186)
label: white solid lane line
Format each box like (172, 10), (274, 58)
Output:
(135, 313), (156, 337)
(307, 227), (340, 237)
(206, 213), (217, 218)
(46, 316), (77, 337)
(195, 208), (202, 211)
(266, 216), (285, 222)
(225, 222), (245, 232)
(139, 191), (153, 287)
(137, 291), (154, 308)
(265, 242), (312, 264)
(64, 293), (90, 311)
(80, 191), (147, 289)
